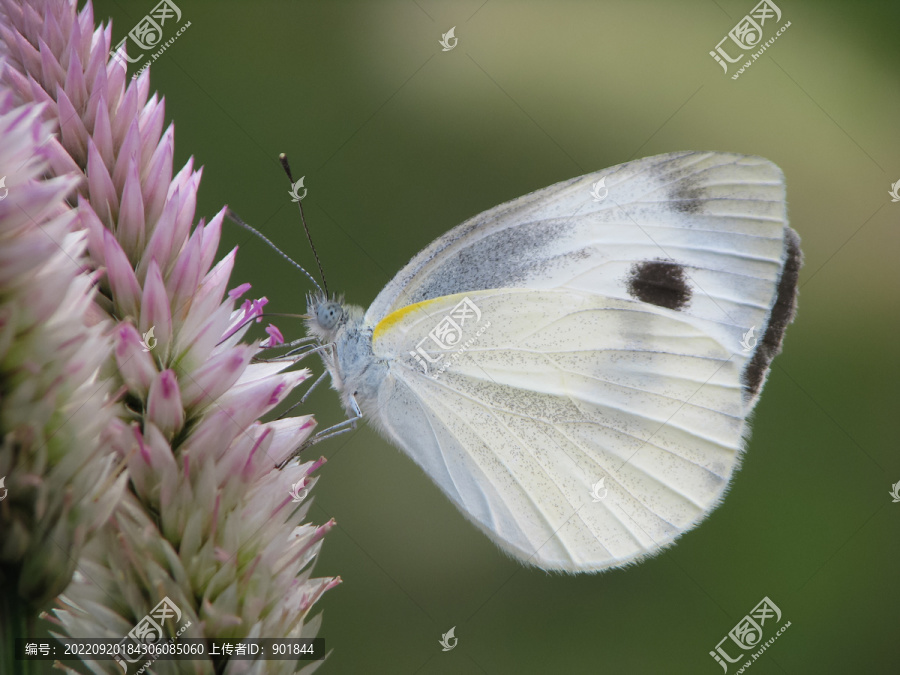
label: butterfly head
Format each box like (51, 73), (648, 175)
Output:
(305, 292), (348, 342)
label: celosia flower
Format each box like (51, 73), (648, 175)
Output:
(0, 83), (127, 645)
(0, 0), (338, 671)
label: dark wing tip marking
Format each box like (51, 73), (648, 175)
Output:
(743, 227), (802, 398)
(669, 177), (705, 214)
(626, 259), (692, 311)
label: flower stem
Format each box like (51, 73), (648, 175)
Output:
(0, 570), (34, 675)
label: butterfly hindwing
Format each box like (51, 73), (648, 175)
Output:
(369, 289), (750, 571)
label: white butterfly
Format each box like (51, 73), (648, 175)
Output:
(274, 151), (801, 573)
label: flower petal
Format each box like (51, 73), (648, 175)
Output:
(114, 322), (159, 397)
(146, 369), (185, 439)
(102, 228), (141, 319)
(139, 259), (173, 357)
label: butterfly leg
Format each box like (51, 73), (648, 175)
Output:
(277, 369), (330, 420)
(255, 342), (330, 363)
(277, 394), (362, 469)
(283, 342), (328, 359)
(265, 335), (319, 352)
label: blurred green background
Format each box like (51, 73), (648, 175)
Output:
(87, 1), (900, 673)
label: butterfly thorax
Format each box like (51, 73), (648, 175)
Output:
(306, 295), (386, 418)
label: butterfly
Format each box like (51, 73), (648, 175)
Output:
(246, 151), (801, 573)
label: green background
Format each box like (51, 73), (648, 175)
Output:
(86, 1), (900, 673)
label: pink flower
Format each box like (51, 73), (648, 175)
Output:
(242, 296), (270, 323)
(0, 81), (128, 615)
(264, 323), (286, 347)
(0, 0), (337, 665)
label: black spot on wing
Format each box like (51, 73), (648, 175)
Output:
(669, 176), (705, 214)
(743, 227), (802, 398)
(626, 259), (692, 311)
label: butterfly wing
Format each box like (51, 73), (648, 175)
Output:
(358, 151), (800, 571)
(366, 151), (800, 405)
(368, 289), (754, 571)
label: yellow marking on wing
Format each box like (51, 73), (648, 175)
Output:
(372, 295), (461, 346)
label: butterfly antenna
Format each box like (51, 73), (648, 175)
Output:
(225, 207), (324, 296)
(280, 153), (329, 297)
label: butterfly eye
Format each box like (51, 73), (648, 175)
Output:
(316, 302), (343, 330)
